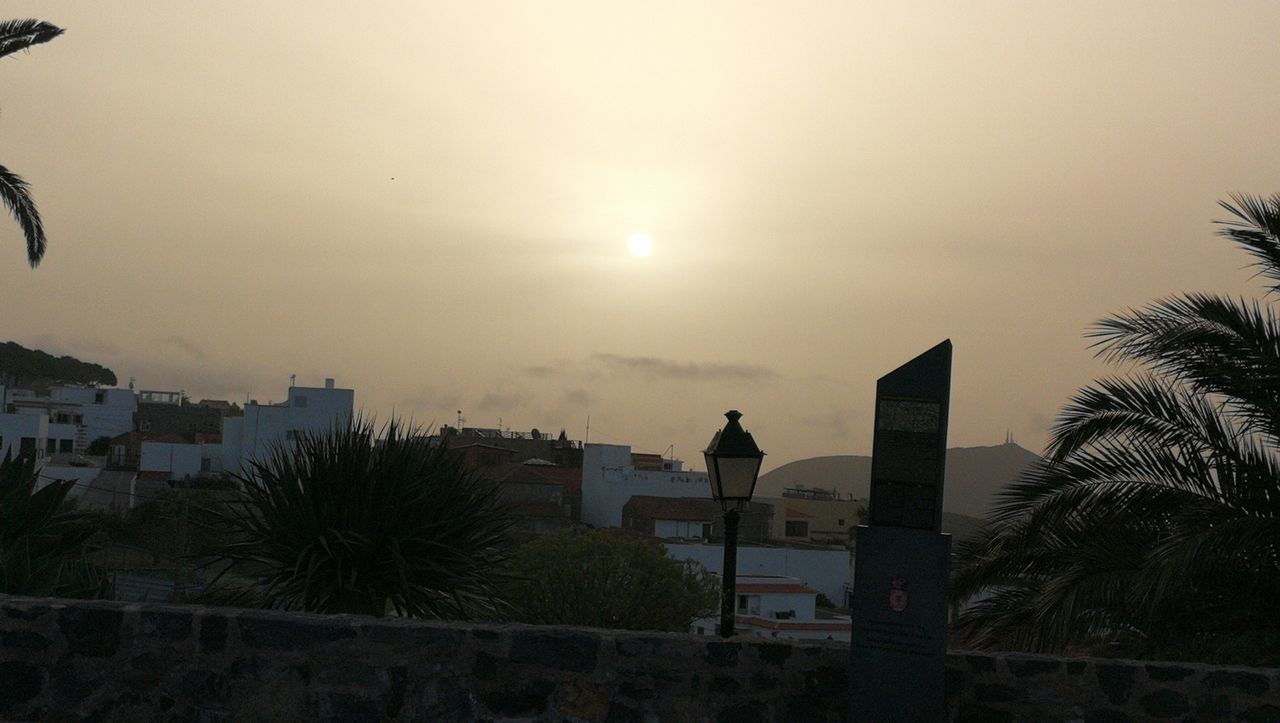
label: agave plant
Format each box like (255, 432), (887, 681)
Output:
(1, 19), (63, 267)
(952, 194), (1280, 664)
(209, 417), (515, 618)
(0, 452), (103, 597)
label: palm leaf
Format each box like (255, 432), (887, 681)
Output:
(0, 164), (46, 266)
(0, 19), (63, 59)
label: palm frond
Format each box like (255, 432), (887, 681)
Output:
(0, 19), (63, 59)
(1217, 193), (1280, 295)
(0, 164), (46, 266)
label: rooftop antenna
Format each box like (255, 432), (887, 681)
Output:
(585, 415), (590, 445)
(290, 373), (296, 388)
(457, 410), (465, 428)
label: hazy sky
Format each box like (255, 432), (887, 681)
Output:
(4, 2), (1279, 471)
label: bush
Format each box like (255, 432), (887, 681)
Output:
(208, 418), (515, 618)
(500, 528), (719, 632)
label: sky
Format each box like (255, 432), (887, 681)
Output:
(3, 2), (1279, 472)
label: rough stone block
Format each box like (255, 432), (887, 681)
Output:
(1096, 663), (1136, 705)
(57, 606), (122, 658)
(0, 629), (51, 651)
(1204, 670), (1270, 697)
(510, 630), (600, 673)
(140, 609), (193, 640)
(0, 661), (44, 714)
(237, 616), (357, 650)
(1141, 688), (1190, 717)
(199, 614), (228, 654)
(1145, 663), (1194, 682)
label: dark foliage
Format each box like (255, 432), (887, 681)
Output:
(952, 194), (1280, 665)
(207, 417), (515, 618)
(500, 528), (719, 632)
(0, 452), (105, 597)
(0, 341), (117, 388)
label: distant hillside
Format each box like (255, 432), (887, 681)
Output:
(0, 341), (117, 388)
(758, 443), (1042, 520)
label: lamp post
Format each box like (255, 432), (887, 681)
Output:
(704, 409), (765, 638)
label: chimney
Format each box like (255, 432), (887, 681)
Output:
(325, 378), (335, 389)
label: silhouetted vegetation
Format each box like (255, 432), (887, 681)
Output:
(0, 452), (105, 597)
(206, 418), (515, 618)
(952, 194), (1280, 665)
(0, 340), (117, 388)
(500, 528), (719, 632)
(0, 19), (63, 267)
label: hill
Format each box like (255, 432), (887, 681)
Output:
(757, 443), (1041, 521)
(0, 341), (117, 388)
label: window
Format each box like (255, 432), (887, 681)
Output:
(838, 518), (845, 527)
(737, 594), (748, 613)
(46, 439), (57, 454)
(59, 439), (73, 453)
(94, 391), (105, 405)
(294, 395), (308, 408)
(785, 520), (809, 537)
(19, 437), (36, 456)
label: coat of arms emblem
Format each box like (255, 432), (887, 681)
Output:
(888, 576), (908, 613)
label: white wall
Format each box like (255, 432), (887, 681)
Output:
(581, 444), (711, 528)
(0, 413), (48, 459)
(664, 542), (851, 602)
(654, 519), (712, 539)
(222, 380), (354, 475)
(51, 387), (136, 443)
(37, 463), (103, 497)
(140, 442), (204, 479)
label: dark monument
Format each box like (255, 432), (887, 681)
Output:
(849, 340), (953, 722)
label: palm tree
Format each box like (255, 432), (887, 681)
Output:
(208, 417), (516, 618)
(1, 19), (64, 267)
(952, 194), (1280, 664)
(0, 451), (103, 597)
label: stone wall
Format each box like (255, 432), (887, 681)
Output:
(1, 597), (1278, 721)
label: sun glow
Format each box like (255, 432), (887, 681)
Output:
(627, 233), (654, 258)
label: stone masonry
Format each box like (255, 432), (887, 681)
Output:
(1, 597), (1278, 721)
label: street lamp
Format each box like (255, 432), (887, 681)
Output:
(704, 409), (765, 638)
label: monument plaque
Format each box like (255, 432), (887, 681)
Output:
(849, 340), (953, 722)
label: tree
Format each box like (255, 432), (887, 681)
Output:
(952, 194), (1280, 665)
(0, 452), (104, 597)
(207, 418), (515, 618)
(500, 528), (719, 632)
(1, 20), (63, 267)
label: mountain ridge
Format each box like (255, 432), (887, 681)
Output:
(757, 443), (1042, 520)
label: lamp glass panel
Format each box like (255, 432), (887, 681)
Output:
(715, 456), (761, 499)
(703, 452), (721, 497)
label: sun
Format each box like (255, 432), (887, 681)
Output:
(627, 233), (654, 258)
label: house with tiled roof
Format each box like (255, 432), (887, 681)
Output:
(693, 575), (851, 641)
(621, 495), (771, 544)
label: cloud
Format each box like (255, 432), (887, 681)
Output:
(592, 353), (777, 382)
(153, 336), (206, 359)
(561, 388), (593, 406)
(476, 392), (526, 411)
(799, 409), (852, 439)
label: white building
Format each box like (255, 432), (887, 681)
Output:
(49, 386), (137, 445)
(693, 576), (851, 641)
(665, 541), (851, 603)
(581, 443), (710, 528)
(0, 404), (48, 460)
(220, 377), (354, 474)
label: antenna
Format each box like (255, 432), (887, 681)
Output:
(290, 373), (296, 388)
(585, 415), (590, 445)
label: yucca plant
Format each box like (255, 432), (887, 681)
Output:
(208, 417), (515, 618)
(0, 451), (103, 597)
(952, 194), (1280, 664)
(1, 19), (64, 267)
